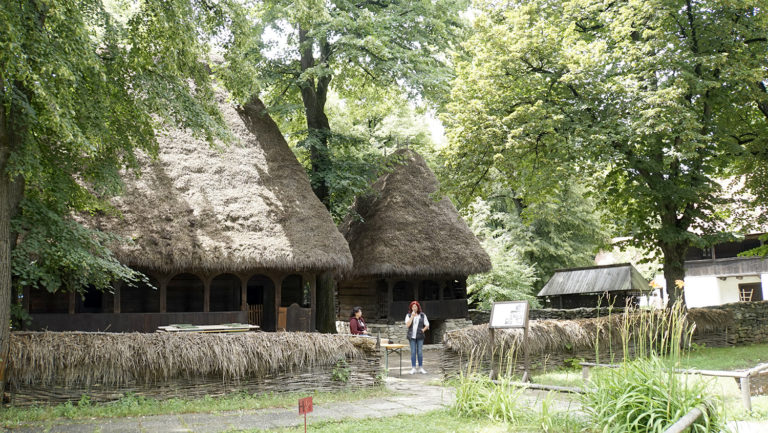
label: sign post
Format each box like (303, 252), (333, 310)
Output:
(298, 396), (313, 432)
(488, 301), (530, 382)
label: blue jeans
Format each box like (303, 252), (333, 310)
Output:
(409, 338), (424, 367)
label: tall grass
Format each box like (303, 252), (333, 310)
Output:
(452, 354), (586, 431)
(582, 300), (724, 433)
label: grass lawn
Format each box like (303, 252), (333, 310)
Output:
(680, 344), (768, 370)
(0, 386), (396, 426)
(226, 409), (565, 433)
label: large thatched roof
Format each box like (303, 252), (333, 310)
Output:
(537, 263), (650, 297)
(90, 94), (352, 273)
(339, 148), (491, 278)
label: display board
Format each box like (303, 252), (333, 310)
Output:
(488, 301), (529, 329)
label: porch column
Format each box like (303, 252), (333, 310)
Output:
(113, 281), (122, 314)
(387, 279), (394, 321)
(203, 275), (211, 313)
(274, 273), (283, 330)
(68, 291), (75, 314)
(159, 278), (168, 313)
(309, 273), (317, 331)
(240, 276), (248, 311)
(22, 286), (29, 313)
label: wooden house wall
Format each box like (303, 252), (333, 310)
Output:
(337, 279), (378, 320)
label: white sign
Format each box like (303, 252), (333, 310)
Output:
(489, 301), (529, 329)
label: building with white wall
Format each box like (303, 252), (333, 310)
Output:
(683, 235), (767, 308)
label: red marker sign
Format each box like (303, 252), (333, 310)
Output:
(298, 396), (313, 414)
(299, 396), (313, 432)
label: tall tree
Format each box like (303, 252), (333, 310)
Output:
(0, 0), (226, 370)
(443, 0), (768, 306)
(220, 0), (468, 331)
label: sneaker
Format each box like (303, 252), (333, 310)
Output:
(410, 368), (416, 375)
(419, 367), (427, 374)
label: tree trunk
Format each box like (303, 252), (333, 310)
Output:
(298, 30), (338, 333)
(0, 103), (13, 391)
(660, 241), (688, 309)
(299, 29), (333, 208)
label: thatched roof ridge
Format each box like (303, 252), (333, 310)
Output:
(339, 148), (491, 278)
(537, 263), (650, 297)
(90, 94), (352, 273)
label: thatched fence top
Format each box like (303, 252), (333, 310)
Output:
(444, 309), (734, 357)
(9, 332), (374, 388)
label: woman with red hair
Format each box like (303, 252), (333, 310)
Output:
(405, 300), (429, 374)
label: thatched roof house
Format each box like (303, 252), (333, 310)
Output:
(26, 93), (352, 333)
(337, 149), (491, 339)
(537, 263), (650, 308)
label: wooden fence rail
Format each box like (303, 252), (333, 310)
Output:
(581, 361), (768, 410)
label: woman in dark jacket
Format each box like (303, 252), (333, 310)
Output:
(405, 300), (429, 374)
(349, 306), (369, 335)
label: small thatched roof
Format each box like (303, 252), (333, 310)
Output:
(537, 263), (650, 297)
(339, 149), (491, 278)
(90, 94), (352, 273)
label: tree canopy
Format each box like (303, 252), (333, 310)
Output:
(442, 0), (768, 305)
(0, 0), (227, 357)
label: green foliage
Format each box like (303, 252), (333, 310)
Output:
(465, 198), (539, 308)
(464, 182), (610, 308)
(442, 0), (768, 304)
(1, 0), (228, 296)
(218, 0), (468, 215)
(330, 359), (350, 383)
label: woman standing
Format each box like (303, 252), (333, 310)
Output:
(349, 306), (369, 335)
(405, 301), (429, 374)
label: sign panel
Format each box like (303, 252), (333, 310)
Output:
(489, 301), (529, 329)
(298, 396), (313, 415)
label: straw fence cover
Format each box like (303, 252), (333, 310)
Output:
(87, 93), (352, 274)
(9, 332), (373, 388)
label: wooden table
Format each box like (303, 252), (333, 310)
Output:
(381, 343), (407, 377)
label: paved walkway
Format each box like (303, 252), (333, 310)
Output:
(3, 346), (767, 432)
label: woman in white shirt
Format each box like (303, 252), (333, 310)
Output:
(405, 300), (429, 374)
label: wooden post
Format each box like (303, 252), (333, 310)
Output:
(489, 327), (497, 380)
(274, 274), (282, 330)
(582, 365), (590, 381)
(22, 286), (29, 313)
(522, 325), (531, 382)
(309, 273), (317, 331)
(159, 279), (167, 313)
(740, 376), (752, 411)
(113, 281), (121, 314)
(240, 277), (248, 311)
(68, 291), (76, 314)
(387, 279), (394, 320)
(203, 276), (210, 313)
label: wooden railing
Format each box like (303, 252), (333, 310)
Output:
(248, 304), (263, 327)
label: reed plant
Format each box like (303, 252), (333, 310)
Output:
(581, 299), (725, 433)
